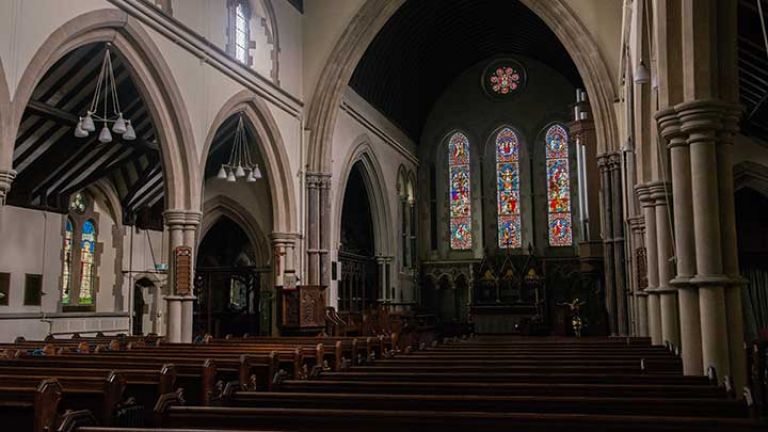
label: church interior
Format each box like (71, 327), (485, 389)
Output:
(0, 0), (767, 430)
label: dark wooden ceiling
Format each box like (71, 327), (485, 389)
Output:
(739, 0), (768, 145)
(9, 43), (163, 228)
(349, 0), (582, 140)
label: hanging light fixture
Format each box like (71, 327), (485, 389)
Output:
(218, 113), (263, 184)
(73, 44), (136, 142)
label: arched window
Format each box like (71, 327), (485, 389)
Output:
(61, 192), (100, 309)
(227, 0), (252, 65)
(448, 132), (472, 250)
(62, 218), (74, 304)
(78, 220), (96, 305)
(495, 127), (522, 248)
(545, 124), (573, 246)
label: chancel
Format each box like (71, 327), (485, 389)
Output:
(0, 0), (766, 430)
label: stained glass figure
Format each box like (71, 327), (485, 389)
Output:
(79, 220), (96, 304)
(495, 128), (521, 248)
(545, 124), (573, 246)
(449, 132), (472, 250)
(62, 218), (73, 304)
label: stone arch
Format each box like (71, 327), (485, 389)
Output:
(201, 90), (297, 234)
(305, 0), (618, 172)
(0, 55), (9, 160)
(335, 135), (393, 257)
(3, 8), (200, 211)
(200, 195), (270, 265)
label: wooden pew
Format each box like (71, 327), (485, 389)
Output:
(223, 390), (750, 418)
(0, 371), (125, 425)
(152, 394), (765, 432)
(276, 379), (727, 398)
(0, 379), (61, 432)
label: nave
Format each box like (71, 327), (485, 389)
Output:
(0, 328), (765, 431)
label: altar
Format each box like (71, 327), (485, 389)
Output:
(470, 247), (547, 334)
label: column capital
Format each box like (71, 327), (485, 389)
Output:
(596, 153), (610, 169)
(306, 171), (331, 189)
(270, 232), (301, 245)
(635, 183), (653, 207)
(627, 215), (645, 233)
(675, 99), (739, 139)
(655, 108), (687, 147)
(606, 151), (622, 170)
(0, 169), (17, 206)
(648, 181), (672, 203)
(163, 209), (202, 227)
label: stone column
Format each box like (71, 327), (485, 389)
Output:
(678, 101), (730, 379)
(0, 169), (15, 207)
(163, 209), (201, 343)
(628, 216), (648, 337)
(608, 153), (628, 335)
(650, 181), (680, 348)
(637, 184), (662, 345)
(597, 154), (616, 335)
(718, 108), (747, 392)
(306, 174), (322, 286)
(376, 256), (390, 303)
(318, 175), (332, 289)
(658, 108), (703, 375)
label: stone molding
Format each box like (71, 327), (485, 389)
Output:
(0, 169), (17, 206)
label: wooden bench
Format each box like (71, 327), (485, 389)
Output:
(0, 371), (125, 425)
(277, 379), (727, 398)
(151, 393), (764, 432)
(0, 379), (61, 432)
(223, 389), (750, 418)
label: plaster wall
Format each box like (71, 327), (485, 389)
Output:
(0, 203), (134, 341)
(328, 88), (417, 306)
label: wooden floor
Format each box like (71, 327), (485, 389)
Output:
(0, 334), (765, 431)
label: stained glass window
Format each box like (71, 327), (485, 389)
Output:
(62, 218), (73, 304)
(489, 66), (522, 95)
(78, 220), (96, 304)
(495, 128), (522, 248)
(545, 124), (573, 246)
(448, 132), (472, 250)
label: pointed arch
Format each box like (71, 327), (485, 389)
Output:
(305, 0), (618, 173)
(200, 195), (270, 265)
(201, 90), (297, 234)
(335, 135), (393, 256)
(4, 8), (200, 211)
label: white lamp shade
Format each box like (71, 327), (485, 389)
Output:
(122, 122), (136, 141)
(74, 120), (88, 138)
(253, 164), (262, 179)
(217, 166), (228, 179)
(634, 61), (650, 84)
(246, 171), (256, 182)
(98, 125), (112, 143)
(226, 171), (237, 182)
(82, 113), (96, 132)
(112, 114), (127, 134)
(235, 165), (246, 178)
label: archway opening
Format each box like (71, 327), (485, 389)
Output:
(736, 187), (768, 340)
(338, 161), (379, 317)
(196, 216), (267, 337)
(200, 111), (274, 337)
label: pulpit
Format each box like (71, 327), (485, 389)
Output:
(279, 285), (327, 335)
